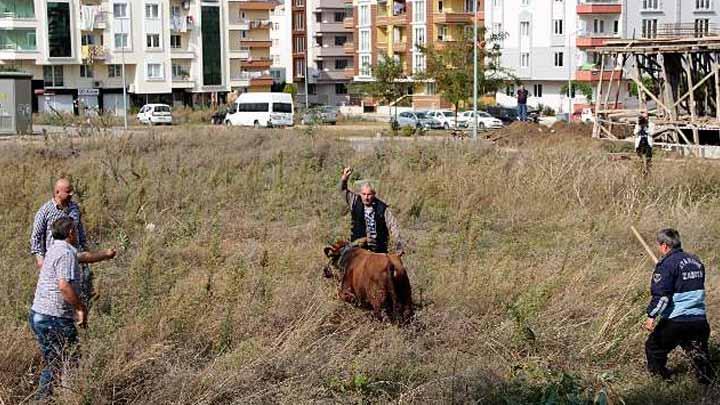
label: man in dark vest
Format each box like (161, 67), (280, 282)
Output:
(340, 167), (404, 255)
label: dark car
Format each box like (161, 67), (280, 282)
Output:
(486, 106), (539, 124)
(302, 106), (339, 125)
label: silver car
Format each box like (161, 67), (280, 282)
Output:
(301, 106), (338, 125)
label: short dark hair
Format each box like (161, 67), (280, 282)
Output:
(51, 217), (75, 240)
(657, 228), (681, 249)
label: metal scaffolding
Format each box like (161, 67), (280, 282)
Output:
(592, 36), (720, 146)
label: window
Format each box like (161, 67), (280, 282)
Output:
(359, 5), (369, 26)
(426, 82), (437, 95)
(414, 26), (426, 49)
(80, 64), (93, 78)
(695, 18), (711, 37)
(697, 0), (712, 9)
(315, 12), (322, 23)
(317, 60), (324, 71)
(81, 34), (96, 46)
(521, 0), (529, 5)
(294, 0), (304, 6)
(335, 83), (348, 94)
(414, 0), (425, 23)
(146, 34), (160, 48)
(335, 59), (348, 70)
(359, 29), (370, 51)
(294, 36), (305, 53)
(335, 35), (347, 46)
(521, 52), (529, 67)
(114, 33), (128, 49)
(146, 63), (163, 80)
(295, 59), (305, 76)
(553, 19), (563, 35)
(43, 65), (64, 87)
(201, 5), (221, 86)
(273, 39), (279, 47)
(273, 55), (280, 65)
(642, 0), (659, 10)
(554, 51), (564, 67)
(642, 19), (658, 38)
(272, 103), (292, 113)
(315, 36), (322, 47)
(236, 103), (270, 112)
(593, 19), (605, 34)
(274, 23), (279, 30)
(145, 4), (159, 18)
(172, 63), (187, 78)
(47, 2), (72, 58)
(171, 5), (180, 17)
(113, 3), (128, 18)
(437, 25), (448, 41)
(533, 84), (542, 97)
(171, 35), (181, 48)
(438, 1), (443, 12)
(413, 53), (425, 73)
(293, 12), (305, 30)
(334, 12), (344, 22)
(505, 85), (515, 96)
(108, 64), (121, 78)
(613, 20), (619, 34)
(520, 21), (530, 36)
(360, 54), (371, 76)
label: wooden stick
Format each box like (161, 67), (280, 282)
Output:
(631, 225), (659, 264)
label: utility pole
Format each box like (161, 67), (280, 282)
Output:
(304, 2), (310, 109)
(472, 0), (478, 139)
(121, 18), (128, 129)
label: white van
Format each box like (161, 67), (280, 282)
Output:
(225, 92), (294, 128)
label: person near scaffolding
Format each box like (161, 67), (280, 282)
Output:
(634, 114), (654, 173)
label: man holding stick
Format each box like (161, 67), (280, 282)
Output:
(640, 228), (712, 383)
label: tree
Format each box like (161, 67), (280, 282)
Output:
(560, 81), (594, 102)
(349, 56), (411, 127)
(419, 29), (514, 128)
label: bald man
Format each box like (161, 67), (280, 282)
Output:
(30, 178), (115, 306)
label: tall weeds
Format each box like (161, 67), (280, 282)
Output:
(0, 127), (718, 404)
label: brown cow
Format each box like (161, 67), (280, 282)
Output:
(323, 239), (413, 323)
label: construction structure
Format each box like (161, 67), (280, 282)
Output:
(593, 30), (720, 147)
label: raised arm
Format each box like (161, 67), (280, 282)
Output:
(384, 208), (405, 255)
(340, 167), (355, 207)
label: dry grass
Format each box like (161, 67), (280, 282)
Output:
(1, 125), (719, 404)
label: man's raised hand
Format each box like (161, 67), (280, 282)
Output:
(341, 167), (353, 182)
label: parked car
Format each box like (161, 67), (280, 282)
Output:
(224, 92), (294, 127)
(414, 110), (444, 129)
(137, 104), (173, 125)
(301, 106), (339, 125)
(458, 110), (504, 130)
(426, 110), (459, 129)
(392, 111), (424, 129)
(486, 106), (539, 124)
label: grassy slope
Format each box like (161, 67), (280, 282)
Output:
(1, 125), (719, 404)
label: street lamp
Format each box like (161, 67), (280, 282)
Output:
(472, 0), (478, 139)
(120, 17), (128, 129)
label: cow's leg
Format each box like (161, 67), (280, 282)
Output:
(337, 287), (356, 304)
(370, 288), (388, 321)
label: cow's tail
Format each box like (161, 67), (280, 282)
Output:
(387, 255), (413, 324)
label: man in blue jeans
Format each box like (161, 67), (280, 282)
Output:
(28, 217), (116, 399)
(516, 84), (529, 121)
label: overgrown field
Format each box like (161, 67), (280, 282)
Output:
(1, 125), (719, 404)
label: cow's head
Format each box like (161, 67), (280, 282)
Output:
(322, 238), (368, 277)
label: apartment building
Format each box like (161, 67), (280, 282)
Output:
(624, 0), (720, 40)
(348, 0), (483, 109)
(290, 0), (353, 107)
(270, 0), (292, 85)
(0, 0), (277, 114)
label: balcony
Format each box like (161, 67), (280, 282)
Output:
(316, 0), (346, 9)
(172, 74), (194, 89)
(316, 22), (347, 33)
(391, 41), (407, 53)
(239, 39), (272, 48)
(244, 58), (272, 68)
(228, 18), (271, 30)
(316, 70), (348, 81)
(343, 17), (353, 29)
(170, 15), (194, 32)
(81, 45), (105, 62)
(575, 68), (623, 82)
(170, 47), (196, 59)
(230, 48), (251, 59)
(231, 70), (271, 82)
(344, 67), (355, 79)
(250, 76), (273, 87)
(79, 7), (107, 30)
(432, 12), (475, 24)
(576, 33), (620, 48)
(314, 45), (347, 57)
(343, 41), (354, 53)
(0, 1), (35, 19)
(576, 0), (622, 15)
(229, 1), (276, 10)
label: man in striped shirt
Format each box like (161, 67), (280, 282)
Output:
(30, 178), (116, 306)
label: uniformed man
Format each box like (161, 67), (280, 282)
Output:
(644, 228), (712, 384)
